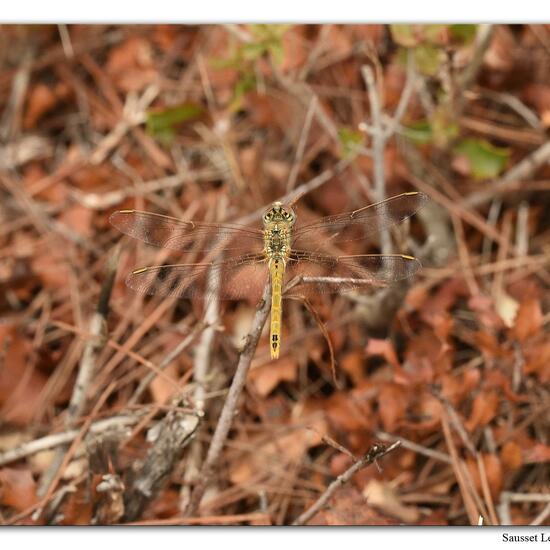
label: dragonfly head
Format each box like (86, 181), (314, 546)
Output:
(263, 202), (296, 226)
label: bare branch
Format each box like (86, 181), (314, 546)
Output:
(292, 441), (402, 525)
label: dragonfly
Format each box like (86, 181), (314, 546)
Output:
(110, 191), (427, 360)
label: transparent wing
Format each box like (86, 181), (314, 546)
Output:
(284, 250), (421, 296)
(292, 191), (427, 249)
(110, 209), (264, 255)
(125, 252), (268, 301)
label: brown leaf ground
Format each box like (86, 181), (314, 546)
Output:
(0, 24), (549, 526)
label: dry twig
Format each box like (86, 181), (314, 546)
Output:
(185, 281), (272, 515)
(292, 441), (402, 525)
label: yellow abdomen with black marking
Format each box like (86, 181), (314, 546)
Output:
(269, 258), (285, 359)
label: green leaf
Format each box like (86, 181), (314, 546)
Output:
(338, 127), (364, 158)
(209, 54), (239, 70)
(450, 24), (477, 44)
(455, 138), (510, 180)
(390, 25), (418, 47)
(146, 103), (203, 144)
(241, 41), (268, 61)
(414, 44), (444, 76)
(402, 120), (433, 145)
(228, 72), (257, 112)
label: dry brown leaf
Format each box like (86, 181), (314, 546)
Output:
(510, 299), (543, 343)
(229, 417), (325, 485)
(106, 37), (157, 93)
(340, 350), (365, 386)
(59, 487), (94, 525)
(0, 467), (39, 512)
(523, 443), (550, 464)
(500, 441), (523, 471)
(405, 328), (453, 376)
(324, 391), (373, 433)
(23, 83), (58, 129)
(309, 485), (397, 525)
(474, 330), (503, 359)
(441, 368), (480, 407)
(0, 332), (47, 424)
(249, 357), (298, 397)
(465, 390), (499, 432)
(377, 383), (409, 432)
(403, 391), (442, 431)
(365, 339), (400, 370)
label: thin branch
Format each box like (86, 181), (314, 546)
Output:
(361, 65), (391, 254)
(193, 264), (222, 414)
(376, 431), (452, 464)
(292, 441), (402, 525)
(384, 51), (416, 139)
(286, 96), (318, 192)
(185, 281), (272, 516)
(456, 25), (493, 104)
(0, 414), (141, 467)
(71, 168), (221, 210)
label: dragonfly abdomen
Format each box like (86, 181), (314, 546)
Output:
(269, 258), (285, 359)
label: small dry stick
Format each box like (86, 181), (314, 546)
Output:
(360, 54), (416, 255)
(292, 440), (402, 526)
(466, 139), (550, 207)
(236, 158), (352, 226)
(455, 25), (493, 113)
(185, 281), (272, 516)
(181, 257), (223, 510)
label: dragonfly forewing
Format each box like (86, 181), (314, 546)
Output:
(291, 191), (427, 249)
(109, 210), (264, 257)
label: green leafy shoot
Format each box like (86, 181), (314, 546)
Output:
(146, 103), (204, 144)
(449, 24), (477, 44)
(401, 120), (433, 145)
(454, 138), (510, 180)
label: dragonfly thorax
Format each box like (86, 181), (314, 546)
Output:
(263, 202), (295, 262)
(264, 223), (292, 260)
